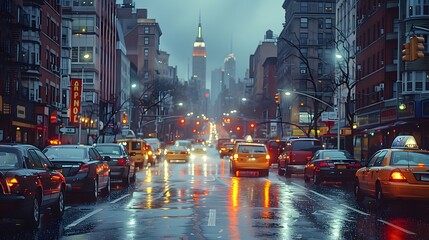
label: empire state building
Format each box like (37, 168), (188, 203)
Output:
(192, 17), (207, 104)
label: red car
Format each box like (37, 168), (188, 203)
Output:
(0, 144), (66, 228)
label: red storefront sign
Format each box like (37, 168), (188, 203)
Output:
(70, 78), (82, 125)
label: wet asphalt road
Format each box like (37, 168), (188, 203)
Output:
(1, 146), (429, 240)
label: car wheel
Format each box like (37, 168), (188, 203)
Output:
(88, 178), (98, 202)
(284, 166), (291, 178)
(131, 167), (136, 183)
(304, 171), (310, 182)
(277, 163), (285, 176)
(354, 179), (364, 202)
(122, 170), (131, 186)
(27, 192), (41, 229)
(103, 175), (111, 195)
(313, 173), (321, 185)
(375, 182), (385, 207)
(52, 187), (65, 217)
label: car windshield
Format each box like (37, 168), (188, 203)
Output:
(390, 151), (429, 166)
(292, 140), (322, 152)
(95, 146), (122, 156)
(167, 145), (186, 151)
(322, 151), (353, 160)
(237, 145), (266, 153)
(43, 147), (87, 161)
(0, 151), (19, 169)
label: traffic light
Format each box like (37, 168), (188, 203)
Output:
(402, 42), (412, 61)
(411, 36), (425, 60)
(179, 118), (185, 125)
(121, 112), (128, 125)
(195, 120), (200, 125)
(250, 122), (255, 129)
(275, 92), (281, 104)
(402, 36), (426, 62)
(236, 126), (242, 132)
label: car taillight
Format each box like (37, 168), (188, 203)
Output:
(266, 154), (270, 160)
(233, 153), (238, 160)
(315, 161), (334, 171)
(117, 158), (127, 166)
(148, 150), (153, 156)
(389, 169), (407, 182)
(77, 164), (90, 174)
(347, 162), (361, 168)
(6, 177), (20, 192)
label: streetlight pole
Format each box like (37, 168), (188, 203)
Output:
(282, 89), (340, 150)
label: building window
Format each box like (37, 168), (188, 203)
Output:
(71, 47), (93, 62)
(144, 71), (149, 79)
(144, 37), (149, 45)
(325, 3), (333, 12)
(72, 16), (95, 33)
(299, 63), (307, 74)
(300, 18), (308, 28)
(300, 2), (308, 12)
(144, 27), (150, 34)
(144, 48), (149, 57)
(300, 32), (308, 45)
(301, 48), (308, 58)
(318, 18), (324, 29)
(325, 18), (332, 29)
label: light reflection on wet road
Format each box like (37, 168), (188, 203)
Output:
(1, 146), (428, 239)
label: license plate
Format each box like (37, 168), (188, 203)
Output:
(336, 165), (346, 170)
(248, 157), (256, 161)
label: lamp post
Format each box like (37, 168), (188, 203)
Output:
(283, 90), (340, 150)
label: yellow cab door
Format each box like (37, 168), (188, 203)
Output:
(364, 150), (388, 196)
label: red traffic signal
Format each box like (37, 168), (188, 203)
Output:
(250, 123), (255, 128)
(236, 126), (242, 131)
(179, 118), (185, 125)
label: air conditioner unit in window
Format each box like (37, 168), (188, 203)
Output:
(300, 69), (307, 74)
(380, 60), (384, 65)
(380, 29), (384, 35)
(375, 86), (381, 92)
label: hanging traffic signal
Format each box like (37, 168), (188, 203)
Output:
(179, 118), (185, 125)
(275, 92), (281, 104)
(250, 122), (255, 129)
(121, 112), (128, 125)
(196, 120), (200, 125)
(236, 126), (242, 132)
(411, 36), (425, 60)
(402, 42), (412, 61)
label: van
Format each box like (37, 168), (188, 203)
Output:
(116, 139), (149, 168)
(278, 138), (323, 176)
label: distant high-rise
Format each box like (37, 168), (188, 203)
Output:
(192, 16), (207, 113)
(224, 53), (236, 90)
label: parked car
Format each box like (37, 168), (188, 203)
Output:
(164, 145), (190, 163)
(42, 145), (111, 202)
(230, 142), (270, 177)
(304, 150), (361, 184)
(354, 135), (429, 206)
(116, 138), (149, 168)
(0, 144), (66, 228)
(94, 143), (136, 186)
(278, 138), (323, 177)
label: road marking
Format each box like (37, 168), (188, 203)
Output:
(65, 208), (103, 229)
(340, 204), (370, 216)
(291, 182), (333, 201)
(65, 206), (71, 210)
(208, 209), (216, 226)
(110, 194), (130, 204)
(377, 219), (416, 235)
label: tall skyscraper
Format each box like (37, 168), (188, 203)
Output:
(224, 53), (236, 90)
(192, 15), (207, 113)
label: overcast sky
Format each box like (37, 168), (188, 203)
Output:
(135, 0), (285, 82)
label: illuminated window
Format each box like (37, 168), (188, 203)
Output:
(300, 18), (308, 28)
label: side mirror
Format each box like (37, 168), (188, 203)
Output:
(103, 156), (111, 161)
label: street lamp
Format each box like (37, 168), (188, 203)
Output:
(283, 89), (340, 150)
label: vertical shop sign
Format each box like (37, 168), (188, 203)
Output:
(70, 79), (82, 125)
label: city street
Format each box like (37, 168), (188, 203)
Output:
(1, 146), (428, 240)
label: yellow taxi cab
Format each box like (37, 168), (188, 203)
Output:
(116, 138), (149, 168)
(229, 136), (270, 177)
(354, 135), (429, 206)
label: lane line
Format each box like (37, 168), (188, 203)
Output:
(208, 209), (216, 226)
(377, 219), (416, 235)
(110, 194), (130, 204)
(291, 182), (333, 201)
(340, 204), (370, 216)
(65, 208), (103, 229)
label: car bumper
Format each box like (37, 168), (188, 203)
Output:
(234, 162), (270, 170)
(65, 176), (95, 193)
(0, 194), (32, 218)
(286, 164), (305, 173)
(315, 169), (357, 181)
(109, 166), (128, 179)
(381, 181), (429, 200)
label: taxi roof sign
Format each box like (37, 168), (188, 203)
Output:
(391, 135), (419, 149)
(245, 135), (253, 143)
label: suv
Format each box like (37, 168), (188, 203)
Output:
(278, 138), (323, 177)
